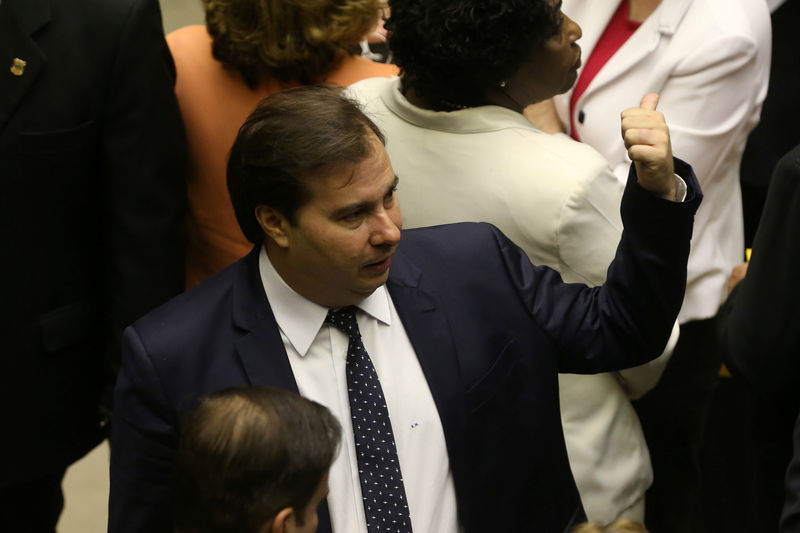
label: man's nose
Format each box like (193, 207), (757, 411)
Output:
(370, 209), (401, 247)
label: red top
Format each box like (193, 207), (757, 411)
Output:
(569, 0), (641, 140)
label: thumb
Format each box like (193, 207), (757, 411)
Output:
(639, 93), (659, 111)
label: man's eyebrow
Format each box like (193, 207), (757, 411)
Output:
(330, 175), (400, 219)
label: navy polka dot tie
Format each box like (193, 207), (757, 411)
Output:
(325, 306), (413, 533)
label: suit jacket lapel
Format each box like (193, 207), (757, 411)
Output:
(229, 246), (333, 533)
(231, 246), (300, 392)
(0, 0), (50, 132)
(580, 0), (692, 99)
(387, 251), (468, 464)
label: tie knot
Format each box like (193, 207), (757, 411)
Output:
(325, 306), (361, 339)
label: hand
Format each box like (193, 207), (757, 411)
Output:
(727, 262), (749, 293)
(621, 93), (676, 200)
(523, 98), (565, 134)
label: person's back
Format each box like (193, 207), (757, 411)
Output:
(168, 0), (398, 288)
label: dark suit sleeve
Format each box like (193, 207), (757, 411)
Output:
(502, 159), (702, 373)
(101, 0), (187, 396)
(782, 411), (800, 533)
(109, 326), (178, 533)
(718, 145), (800, 393)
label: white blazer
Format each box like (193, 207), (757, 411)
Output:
(555, 0), (771, 322)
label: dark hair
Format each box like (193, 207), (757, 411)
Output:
(173, 387), (342, 533)
(227, 85), (385, 243)
(387, 0), (561, 107)
(203, 0), (383, 89)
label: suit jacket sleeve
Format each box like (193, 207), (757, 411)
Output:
(508, 158), (701, 373)
(109, 325), (178, 533)
(101, 0), (187, 388)
(555, 160), (678, 396)
(718, 145), (800, 393)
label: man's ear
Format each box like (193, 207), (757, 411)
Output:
(265, 507), (295, 533)
(255, 205), (291, 248)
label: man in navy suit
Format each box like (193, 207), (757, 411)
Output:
(110, 86), (700, 533)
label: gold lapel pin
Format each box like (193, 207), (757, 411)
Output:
(10, 58), (26, 76)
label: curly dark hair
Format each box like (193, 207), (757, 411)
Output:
(204, 0), (383, 89)
(387, 0), (562, 107)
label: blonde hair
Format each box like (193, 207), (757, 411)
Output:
(571, 519), (650, 533)
(204, 0), (383, 88)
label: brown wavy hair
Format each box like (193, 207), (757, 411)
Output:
(204, 0), (383, 88)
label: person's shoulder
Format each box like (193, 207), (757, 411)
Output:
(399, 222), (508, 257)
(167, 25), (211, 56)
(678, 0), (769, 47)
(502, 129), (614, 188)
(40, 0), (147, 33)
(130, 256), (244, 347)
(777, 145), (800, 174)
(769, 145), (800, 194)
(347, 75), (395, 102)
(330, 56), (398, 86)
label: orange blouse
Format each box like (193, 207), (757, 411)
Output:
(167, 25), (398, 288)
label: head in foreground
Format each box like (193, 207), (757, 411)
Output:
(387, 0), (582, 111)
(173, 387), (342, 533)
(204, 0), (384, 88)
(227, 85), (402, 307)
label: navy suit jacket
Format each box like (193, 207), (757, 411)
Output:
(110, 163), (700, 533)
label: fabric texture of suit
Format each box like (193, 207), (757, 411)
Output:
(554, 0), (770, 323)
(348, 76), (677, 524)
(110, 163), (701, 533)
(0, 0), (186, 489)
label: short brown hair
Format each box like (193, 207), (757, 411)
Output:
(204, 0), (383, 88)
(172, 387), (341, 533)
(227, 85), (385, 242)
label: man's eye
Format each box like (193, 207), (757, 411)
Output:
(342, 210), (364, 221)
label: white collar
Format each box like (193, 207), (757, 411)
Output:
(258, 246), (392, 356)
(380, 77), (540, 134)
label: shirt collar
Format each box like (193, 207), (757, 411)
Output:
(258, 246), (392, 356)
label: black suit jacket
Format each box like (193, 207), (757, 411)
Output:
(717, 145), (800, 532)
(720, 145), (800, 394)
(110, 164), (700, 533)
(0, 0), (186, 486)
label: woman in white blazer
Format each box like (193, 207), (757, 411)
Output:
(350, 0), (686, 525)
(544, 0), (771, 531)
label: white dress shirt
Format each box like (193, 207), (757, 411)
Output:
(259, 246), (460, 533)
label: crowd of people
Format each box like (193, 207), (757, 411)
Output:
(1, 0), (797, 531)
